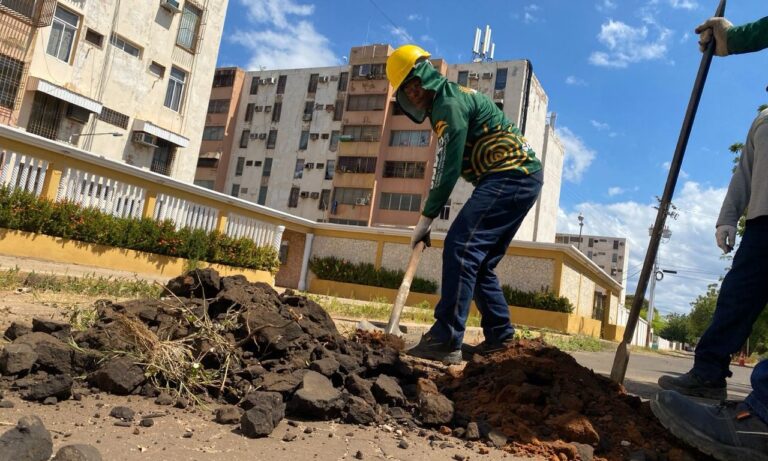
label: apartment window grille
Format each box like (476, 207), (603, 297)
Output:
(98, 106), (129, 129)
(303, 100), (313, 119)
(212, 69), (235, 88)
(266, 129), (277, 149)
(230, 184), (240, 197)
(271, 102), (282, 122)
(325, 160), (335, 180)
(342, 125), (379, 142)
(202, 126), (224, 141)
(84, 28), (103, 47)
(47, 6), (79, 62)
(333, 100), (343, 121)
(257, 186), (268, 205)
(249, 77), (259, 94)
(332, 187), (371, 205)
(383, 161), (425, 179)
(288, 187), (300, 208)
(307, 73), (319, 93)
(262, 157), (272, 177)
(457, 71), (468, 86)
(27, 92), (62, 140)
(234, 157), (245, 176)
(294, 159), (304, 179)
(298, 130), (309, 150)
(346, 94), (386, 111)
(494, 68), (508, 90)
(389, 130), (430, 147)
(0, 54), (24, 110)
(164, 66), (186, 111)
(329, 130), (339, 152)
(380, 192), (421, 212)
(276, 75), (287, 94)
(337, 156), (376, 174)
(613, 239), (620, 250)
(352, 63), (385, 79)
(148, 61), (165, 78)
(244, 103), (254, 122)
(207, 99), (229, 114)
(239, 130), (249, 148)
(588, 238), (594, 248)
(337, 72), (348, 91)
(176, 2), (202, 51)
(612, 253), (618, 263)
(110, 33), (141, 57)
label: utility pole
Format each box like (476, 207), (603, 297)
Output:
(577, 213), (584, 251)
(645, 225), (672, 348)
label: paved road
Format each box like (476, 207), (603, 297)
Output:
(570, 348), (754, 401)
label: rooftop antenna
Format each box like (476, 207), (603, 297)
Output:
(472, 25), (495, 62)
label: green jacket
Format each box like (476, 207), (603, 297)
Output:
(396, 61), (541, 219)
(728, 17), (768, 54)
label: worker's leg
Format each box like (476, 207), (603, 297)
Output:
(747, 361), (768, 424)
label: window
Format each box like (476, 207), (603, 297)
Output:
(246, 160), (253, 166)
(352, 63), (385, 79)
(262, 157), (272, 177)
(0, 55), (24, 109)
(194, 179), (214, 189)
(235, 157), (245, 176)
(230, 184), (240, 197)
(244, 103), (254, 122)
(588, 238), (594, 248)
(587, 250), (593, 259)
(85, 29), (104, 47)
(98, 106), (129, 129)
(149, 61), (165, 78)
(276, 75), (287, 94)
(383, 161), (426, 179)
(342, 125), (379, 142)
(308, 73), (319, 93)
(329, 130), (340, 152)
(333, 100), (344, 121)
(319, 189), (330, 210)
(213, 69), (235, 88)
(294, 159), (304, 179)
(328, 218), (367, 226)
(202, 126), (224, 141)
(346, 94), (386, 111)
(380, 193), (421, 212)
(271, 102), (282, 122)
(288, 186), (300, 208)
(207, 99), (229, 114)
(612, 253), (618, 263)
(164, 66), (187, 111)
(613, 239), (620, 250)
(325, 160), (335, 180)
(494, 68), (508, 90)
(337, 72), (348, 91)
(249, 77), (259, 94)
(110, 33), (141, 57)
(239, 130), (250, 148)
(333, 187), (371, 205)
(439, 199), (451, 220)
(303, 100), (313, 120)
(176, 2), (202, 51)
(337, 156), (376, 174)
(47, 6), (79, 62)
(266, 129), (277, 149)
(457, 71), (469, 86)
(299, 130), (309, 150)
(389, 130), (430, 147)
(257, 186), (268, 205)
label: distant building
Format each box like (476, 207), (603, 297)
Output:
(0, 0), (229, 182)
(196, 44), (565, 243)
(555, 233), (630, 302)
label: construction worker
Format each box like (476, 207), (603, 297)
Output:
(385, 45), (543, 365)
(653, 16), (768, 461)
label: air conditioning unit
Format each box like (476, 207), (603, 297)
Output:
(305, 162), (314, 169)
(258, 133), (267, 140)
(330, 75), (339, 81)
(302, 114), (312, 121)
(318, 76), (329, 83)
(249, 132), (258, 139)
(354, 197), (369, 206)
(65, 104), (90, 124)
(310, 133), (319, 140)
(160, 0), (181, 13)
(132, 131), (158, 148)
(254, 160), (263, 167)
(314, 103), (324, 110)
(300, 191), (310, 198)
(310, 191), (320, 199)
(260, 77), (276, 85)
(468, 72), (480, 80)
(254, 106), (263, 112)
(316, 163), (324, 169)
(321, 133), (329, 139)
(481, 72), (493, 79)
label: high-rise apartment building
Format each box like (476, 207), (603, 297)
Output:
(197, 44), (564, 242)
(555, 233), (630, 301)
(0, 0), (228, 182)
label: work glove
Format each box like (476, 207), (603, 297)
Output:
(410, 215), (433, 249)
(715, 224), (737, 253)
(695, 17), (733, 57)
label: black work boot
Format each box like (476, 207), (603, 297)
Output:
(658, 370), (727, 400)
(462, 336), (515, 356)
(651, 391), (768, 461)
(405, 333), (462, 365)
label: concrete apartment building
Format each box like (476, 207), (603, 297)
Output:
(0, 0), (228, 182)
(196, 44), (564, 242)
(555, 233), (630, 301)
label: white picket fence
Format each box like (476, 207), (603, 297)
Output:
(616, 307), (683, 350)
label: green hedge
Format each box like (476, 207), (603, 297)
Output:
(502, 285), (574, 313)
(309, 256), (439, 294)
(0, 187), (280, 273)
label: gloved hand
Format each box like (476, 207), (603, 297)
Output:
(410, 215), (433, 249)
(715, 224), (737, 253)
(695, 17), (733, 56)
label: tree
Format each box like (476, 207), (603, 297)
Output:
(658, 313), (691, 343)
(626, 295), (666, 331)
(688, 284), (719, 339)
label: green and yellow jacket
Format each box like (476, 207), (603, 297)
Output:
(396, 61), (541, 218)
(728, 16), (768, 54)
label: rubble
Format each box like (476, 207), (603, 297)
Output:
(0, 415), (53, 461)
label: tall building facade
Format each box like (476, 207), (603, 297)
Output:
(197, 44), (564, 242)
(555, 233), (630, 301)
(0, 0), (228, 182)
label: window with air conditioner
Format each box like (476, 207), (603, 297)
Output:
(160, 0), (181, 13)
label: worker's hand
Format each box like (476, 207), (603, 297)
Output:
(715, 224), (737, 253)
(695, 17), (733, 56)
(410, 216), (433, 249)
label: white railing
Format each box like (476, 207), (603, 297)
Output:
(153, 193), (218, 232)
(225, 212), (279, 247)
(617, 306), (649, 347)
(57, 167), (146, 219)
(0, 151), (49, 196)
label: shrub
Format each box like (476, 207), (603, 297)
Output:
(309, 256), (438, 294)
(502, 285), (574, 313)
(0, 188), (280, 273)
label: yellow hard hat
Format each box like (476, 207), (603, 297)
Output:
(386, 44), (431, 91)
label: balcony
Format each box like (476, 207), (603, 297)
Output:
(0, 0), (56, 27)
(151, 159), (173, 176)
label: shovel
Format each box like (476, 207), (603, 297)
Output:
(610, 0), (727, 383)
(385, 241), (427, 336)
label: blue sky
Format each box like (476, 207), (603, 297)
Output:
(217, 0), (768, 316)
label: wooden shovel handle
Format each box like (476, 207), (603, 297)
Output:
(384, 241), (426, 335)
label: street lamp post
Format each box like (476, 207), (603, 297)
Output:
(577, 213), (584, 251)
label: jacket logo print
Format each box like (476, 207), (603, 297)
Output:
(435, 121), (448, 138)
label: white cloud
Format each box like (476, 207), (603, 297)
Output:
(565, 75), (587, 86)
(591, 119), (610, 131)
(232, 0), (340, 70)
(589, 19), (671, 68)
(661, 160), (690, 179)
(596, 0), (617, 12)
(387, 25), (414, 45)
(559, 126), (596, 183)
(558, 181), (728, 314)
(608, 186), (625, 196)
(667, 0), (698, 10)
(407, 14), (422, 21)
(523, 4), (540, 24)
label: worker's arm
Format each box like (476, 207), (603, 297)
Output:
(716, 120), (764, 227)
(421, 102), (469, 219)
(728, 16), (768, 55)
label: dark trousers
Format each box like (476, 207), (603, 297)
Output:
(429, 169), (543, 349)
(694, 216), (768, 422)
